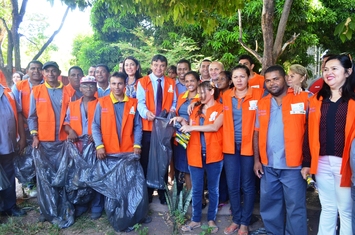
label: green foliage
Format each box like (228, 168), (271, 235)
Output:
(199, 224), (214, 235)
(133, 223), (149, 235)
(334, 17), (355, 42)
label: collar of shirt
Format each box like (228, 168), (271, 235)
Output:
(149, 73), (164, 82)
(229, 87), (253, 99)
(44, 81), (63, 89)
(110, 92), (129, 104)
(97, 84), (110, 91)
(182, 91), (199, 99)
(29, 79), (44, 89)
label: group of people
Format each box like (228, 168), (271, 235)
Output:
(0, 52), (354, 235)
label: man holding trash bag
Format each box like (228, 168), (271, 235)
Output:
(0, 85), (27, 217)
(28, 61), (73, 228)
(63, 75), (100, 219)
(136, 54), (177, 204)
(91, 72), (151, 232)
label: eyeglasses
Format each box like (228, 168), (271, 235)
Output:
(80, 84), (96, 89)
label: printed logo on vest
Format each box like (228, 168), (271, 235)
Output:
(258, 110), (266, 116)
(250, 85), (260, 88)
(101, 108), (109, 113)
(70, 116), (79, 121)
(168, 85), (173, 93)
(129, 106), (135, 115)
(290, 102), (306, 114)
(249, 100), (258, 110)
(224, 105), (229, 110)
(309, 107), (316, 113)
(209, 111), (218, 121)
(37, 97), (47, 103)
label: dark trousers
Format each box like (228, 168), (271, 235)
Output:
(0, 153), (17, 211)
(140, 131), (167, 201)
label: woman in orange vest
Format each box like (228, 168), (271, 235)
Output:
(173, 71), (200, 192)
(122, 56), (142, 98)
(302, 54), (355, 235)
(223, 65), (263, 235)
(171, 81), (223, 234)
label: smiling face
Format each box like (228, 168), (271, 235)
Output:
(151, 60), (167, 78)
(184, 74), (198, 93)
(110, 76), (125, 98)
(209, 62), (223, 80)
(199, 61), (211, 80)
(323, 59), (351, 90)
(43, 66), (60, 83)
(27, 63), (43, 82)
(95, 66), (110, 83)
(264, 70), (287, 97)
(177, 62), (190, 83)
(232, 68), (249, 91)
(124, 59), (139, 77)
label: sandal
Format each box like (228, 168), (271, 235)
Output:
(238, 225), (249, 235)
(181, 221), (201, 232)
(208, 221), (219, 234)
(224, 223), (239, 235)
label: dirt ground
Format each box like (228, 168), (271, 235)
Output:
(0, 181), (321, 235)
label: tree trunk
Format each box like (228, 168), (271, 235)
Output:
(261, 0), (275, 72)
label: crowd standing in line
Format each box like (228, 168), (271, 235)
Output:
(0, 53), (354, 235)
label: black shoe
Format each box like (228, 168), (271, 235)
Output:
(91, 212), (102, 220)
(140, 216), (152, 224)
(1, 205), (26, 217)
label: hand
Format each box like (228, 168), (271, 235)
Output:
(301, 167), (310, 180)
(67, 129), (78, 142)
(292, 85), (302, 95)
(187, 102), (196, 115)
(169, 116), (184, 125)
(32, 136), (40, 149)
(96, 148), (106, 160)
(179, 124), (192, 133)
(134, 147), (141, 155)
(18, 137), (26, 154)
(146, 111), (156, 121)
(254, 161), (264, 178)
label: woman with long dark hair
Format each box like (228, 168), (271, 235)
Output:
(122, 56), (142, 98)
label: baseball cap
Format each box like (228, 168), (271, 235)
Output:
(42, 61), (59, 70)
(80, 76), (97, 84)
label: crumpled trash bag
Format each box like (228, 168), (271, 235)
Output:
(86, 153), (148, 232)
(147, 111), (176, 189)
(0, 164), (10, 191)
(33, 141), (74, 229)
(65, 135), (96, 205)
(14, 138), (36, 184)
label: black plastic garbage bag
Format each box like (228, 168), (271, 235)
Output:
(14, 138), (36, 184)
(146, 112), (175, 189)
(0, 164), (10, 191)
(33, 141), (74, 229)
(65, 135), (96, 205)
(86, 153), (148, 232)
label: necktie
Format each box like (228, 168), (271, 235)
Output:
(156, 78), (162, 116)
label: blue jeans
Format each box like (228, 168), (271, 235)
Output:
(224, 143), (255, 226)
(260, 166), (307, 235)
(189, 153), (223, 222)
(351, 185), (355, 235)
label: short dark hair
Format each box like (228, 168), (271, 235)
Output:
(68, 66), (84, 76)
(184, 71), (200, 81)
(200, 59), (211, 67)
(264, 65), (286, 78)
(239, 55), (254, 65)
(231, 65), (251, 77)
(110, 71), (126, 82)
(151, 54), (168, 65)
(177, 59), (191, 70)
(27, 60), (43, 69)
(96, 64), (110, 73)
(168, 65), (177, 73)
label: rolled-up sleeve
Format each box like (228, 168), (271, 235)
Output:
(91, 102), (103, 148)
(27, 92), (38, 134)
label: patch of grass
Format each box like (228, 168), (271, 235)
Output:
(0, 217), (60, 235)
(70, 214), (96, 232)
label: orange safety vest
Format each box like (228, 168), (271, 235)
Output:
(63, 83), (79, 101)
(16, 80), (32, 118)
(139, 75), (175, 131)
(176, 91), (199, 114)
(308, 96), (355, 187)
(223, 87), (263, 155)
(257, 89), (309, 167)
(187, 102), (224, 168)
(98, 95), (138, 154)
(32, 84), (70, 141)
(248, 73), (264, 89)
(66, 97), (98, 135)
(4, 87), (18, 133)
